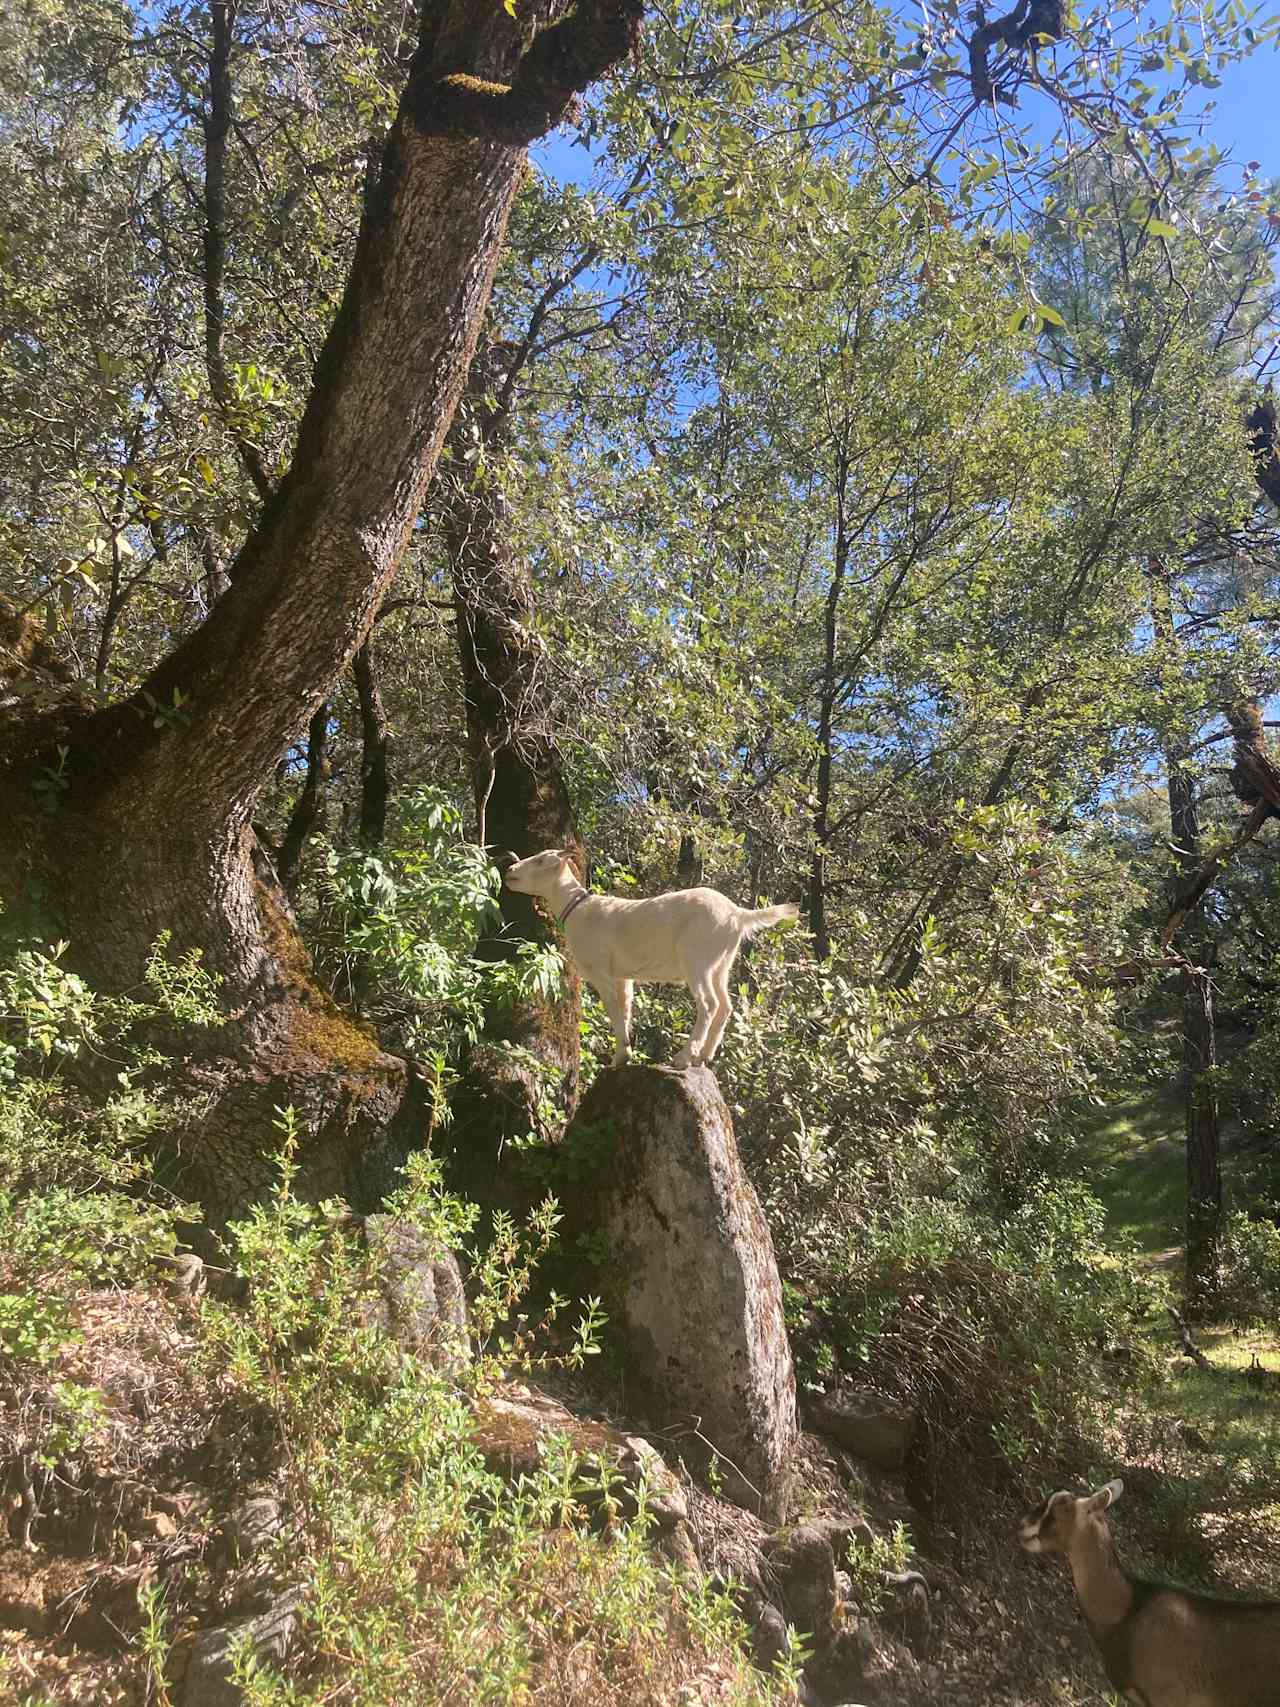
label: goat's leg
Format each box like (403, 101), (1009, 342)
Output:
(674, 975), (718, 1069)
(618, 980), (633, 1061)
(599, 978), (632, 1067)
(700, 962), (735, 1063)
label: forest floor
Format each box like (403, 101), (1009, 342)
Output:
(1079, 1084), (1280, 1599)
(4, 1084), (1278, 1707)
(904, 1085), (1280, 1707)
(1007, 1084), (1280, 1705)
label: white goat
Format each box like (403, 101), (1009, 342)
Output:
(1020, 1479), (1280, 1706)
(502, 849), (798, 1069)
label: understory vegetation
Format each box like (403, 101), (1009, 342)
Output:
(0, 935), (791, 1705)
(4, 826), (1280, 1702)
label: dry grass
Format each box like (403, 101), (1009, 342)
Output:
(0, 1283), (261, 1707)
(0, 1281), (787, 1707)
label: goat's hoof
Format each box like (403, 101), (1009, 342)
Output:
(673, 1053), (694, 1070)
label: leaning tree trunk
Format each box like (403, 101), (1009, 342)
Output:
(0, 0), (642, 1225)
(437, 349), (582, 1191)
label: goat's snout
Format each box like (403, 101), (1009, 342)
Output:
(489, 848), (518, 873)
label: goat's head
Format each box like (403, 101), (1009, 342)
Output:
(503, 848), (576, 896)
(1019, 1481), (1122, 1556)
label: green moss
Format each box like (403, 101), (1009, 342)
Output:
(288, 1000), (383, 1071)
(471, 1399), (622, 1477)
(441, 73), (512, 99)
(255, 868), (382, 1070)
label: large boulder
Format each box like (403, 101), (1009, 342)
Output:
(357, 1214), (469, 1374)
(184, 1586), (305, 1707)
(809, 1389), (916, 1471)
(559, 1064), (798, 1519)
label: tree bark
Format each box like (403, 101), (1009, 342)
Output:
(1167, 750), (1222, 1317)
(352, 638), (391, 851)
(438, 347), (582, 1178)
(1248, 393), (1280, 510)
(0, 0), (641, 1223)
(1181, 956), (1222, 1316)
(202, 0), (274, 507)
(807, 430), (851, 963)
(1149, 560), (1221, 1316)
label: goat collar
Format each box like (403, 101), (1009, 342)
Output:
(557, 886), (591, 927)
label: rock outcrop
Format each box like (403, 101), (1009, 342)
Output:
(470, 1380), (697, 1565)
(184, 1585), (305, 1707)
(558, 1064), (798, 1519)
(809, 1388), (917, 1471)
(358, 1213), (469, 1373)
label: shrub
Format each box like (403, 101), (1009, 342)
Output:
(702, 814), (1157, 1486)
(0, 930), (216, 1361)
(0, 926), (219, 1535)
(196, 1120), (790, 1707)
(1215, 1209), (1280, 1325)
(302, 787), (564, 1062)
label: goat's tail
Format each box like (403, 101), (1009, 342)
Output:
(740, 901), (801, 935)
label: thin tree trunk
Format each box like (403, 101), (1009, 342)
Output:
(676, 832), (702, 886)
(439, 348), (582, 1175)
(1248, 393), (1280, 509)
(1182, 958), (1221, 1314)
(1168, 754), (1222, 1317)
(808, 431), (851, 963)
(277, 702), (330, 895)
(202, 0), (274, 506)
(1150, 559), (1221, 1316)
(352, 638), (391, 850)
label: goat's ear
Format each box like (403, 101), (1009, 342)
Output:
(1087, 1480), (1122, 1512)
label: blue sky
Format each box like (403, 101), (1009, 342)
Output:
(1205, 41), (1280, 177)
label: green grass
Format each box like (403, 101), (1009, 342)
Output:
(1114, 1319), (1280, 1597)
(1073, 1085), (1185, 1258)
(1070, 1083), (1280, 1604)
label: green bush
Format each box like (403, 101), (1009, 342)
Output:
(0, 927), (222, 1530)
(1215, 1209), (1280, 1325)
(0, 929), (216, 1369)
(302, 788), (565, 1060)
(702, 811), (1157, 1483)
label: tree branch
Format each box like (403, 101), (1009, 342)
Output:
(414, 0), (644, 146)
(202, 0), (274, 510)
